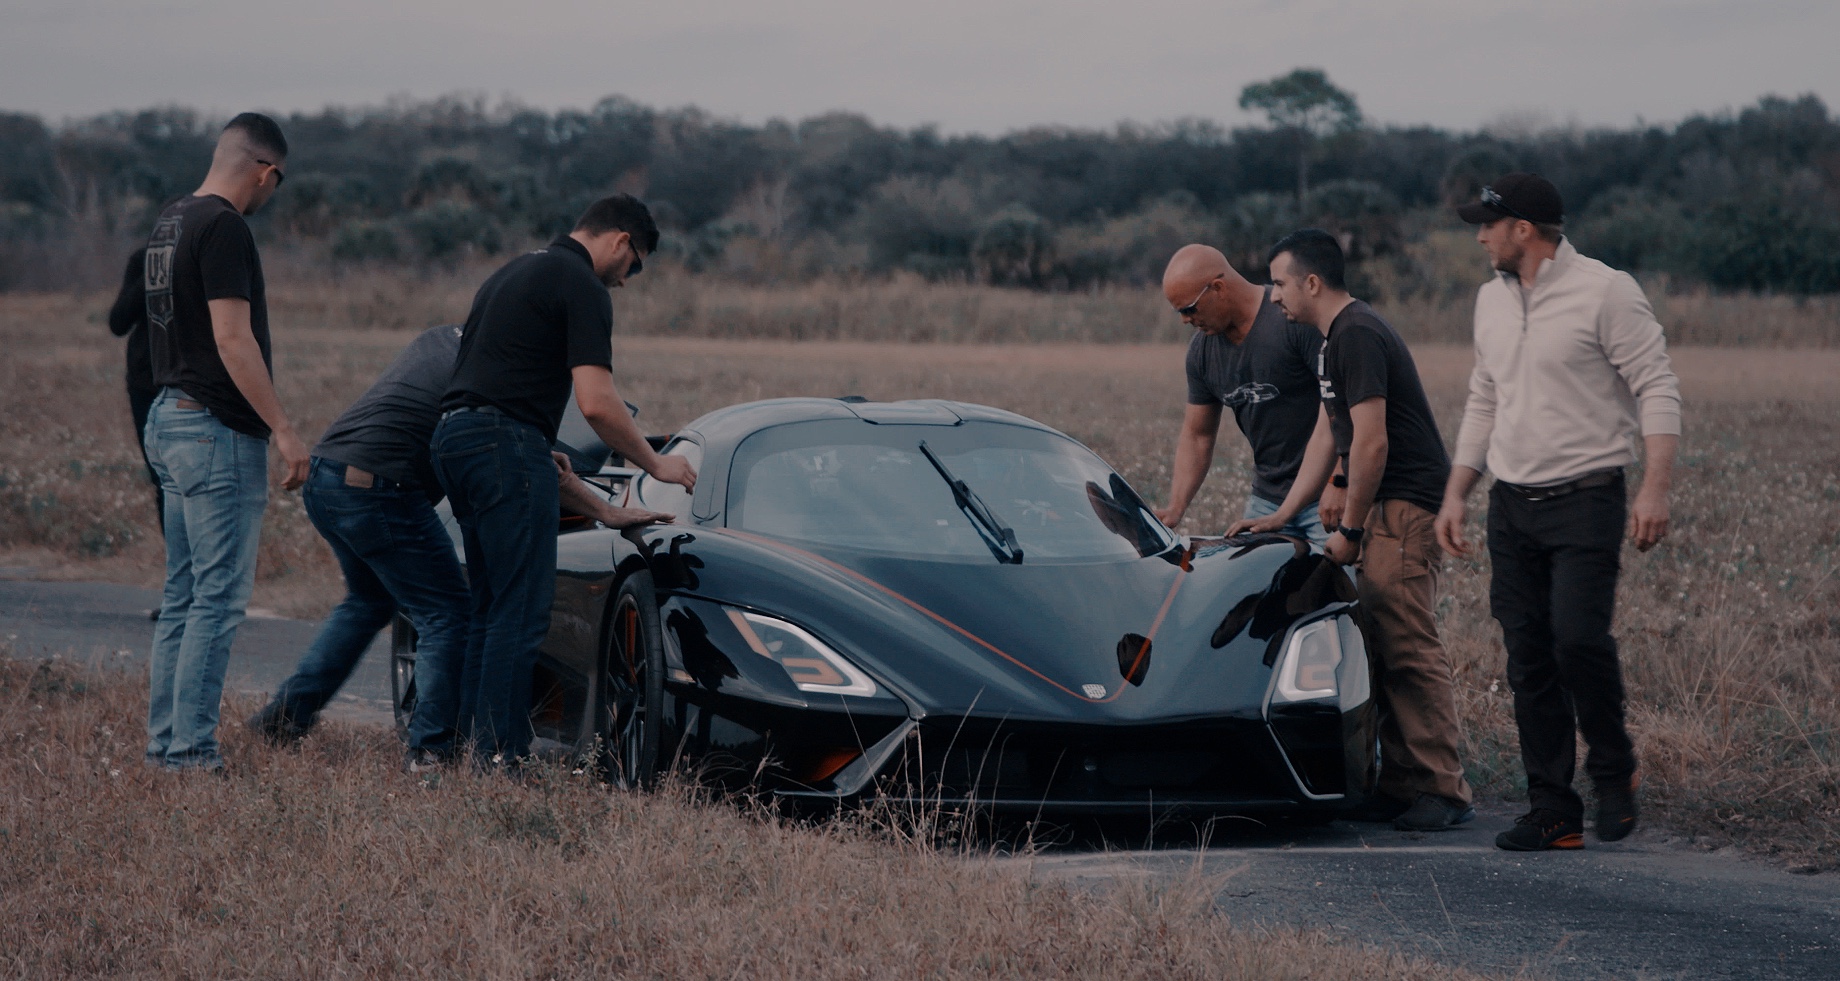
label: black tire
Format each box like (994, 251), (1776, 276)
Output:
(581, 571), (666, 788)
(389, 614), (418, 739)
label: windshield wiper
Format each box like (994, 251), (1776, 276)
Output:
(918, 440), (1023, 564)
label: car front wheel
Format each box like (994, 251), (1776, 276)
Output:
(390, 614), (418, 738)
(581, 571), (665, 787)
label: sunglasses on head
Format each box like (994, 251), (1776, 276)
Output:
(1480, 186), (1535, 224)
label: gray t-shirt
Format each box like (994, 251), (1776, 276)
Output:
(1185, 290), (1325, 504)
(313, 324), (463, 492)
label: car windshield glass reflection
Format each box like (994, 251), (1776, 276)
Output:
(729, 420), (1176, 562)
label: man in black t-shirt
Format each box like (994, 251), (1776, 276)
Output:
(1255, 229), (1474, 832)
(107, 247), (162, 534)
(139, 113), (307, 773)
(1156, 245), (1327, 546)
(432, 194), (695, 768)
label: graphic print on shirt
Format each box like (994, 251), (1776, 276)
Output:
(144, 213), (181, 338)
(1316, 347), (1337, 401)
(1220, 382), (1281, 407)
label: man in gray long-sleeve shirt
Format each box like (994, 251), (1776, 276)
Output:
(1434, 173), (1681, 853)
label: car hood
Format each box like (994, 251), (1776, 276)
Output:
(651, 528), (1353, 724)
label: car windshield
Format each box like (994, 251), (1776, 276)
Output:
(728, 419), (1176, 562)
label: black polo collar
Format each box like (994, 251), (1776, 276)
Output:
(548, 235), (593, 267)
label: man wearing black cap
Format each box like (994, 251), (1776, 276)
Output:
(1437, 174), (1681, 851)
(433, 193), (695, 770)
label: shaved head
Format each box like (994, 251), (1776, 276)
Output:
(200, 111), (288, 215)
(1161, 243), (1263, 341)
(1162, 243), (1236, 296)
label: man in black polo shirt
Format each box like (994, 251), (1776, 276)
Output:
(246, 324), (670, 761)
(1262, 229), (1475, 832)
(433, 194), (694, 768)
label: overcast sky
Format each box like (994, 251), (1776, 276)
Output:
(3, 0), (1835, 134)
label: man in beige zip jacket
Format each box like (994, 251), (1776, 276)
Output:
(1435, 173), (1681, 853)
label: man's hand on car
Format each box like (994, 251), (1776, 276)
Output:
(602, 506), (674, 530)
(1154, 505), (1184, 529)
(650, 455), (697, 492)
(1225, 513), (1286, 537)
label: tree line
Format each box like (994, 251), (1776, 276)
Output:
(1, 71), (1837, 294)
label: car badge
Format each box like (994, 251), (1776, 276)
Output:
(1082, 684), (1107, 699)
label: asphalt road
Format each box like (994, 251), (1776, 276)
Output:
(0, 569), (393, 727)
(1025, 813), (1840, 980)
(5, 573), (1836, 980)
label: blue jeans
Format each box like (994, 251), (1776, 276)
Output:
(431, 409), (559, 762)
(1243, 495), (1330, 549)
(143, 389), (268, 769)
(266, 458), (471, 753)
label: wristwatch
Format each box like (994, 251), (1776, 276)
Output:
(1331, 474), (1348, 488)
(1337, 526), (1365, 543)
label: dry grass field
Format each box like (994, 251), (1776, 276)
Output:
(0, 276), (1838, 973)
(0, 656), (1505, 981)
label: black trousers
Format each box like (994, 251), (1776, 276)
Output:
(128, 384), (164, 535)
(1487, 476), (1635, 819)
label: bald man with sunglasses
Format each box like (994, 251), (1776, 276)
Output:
(1156, 244), (1328, 546)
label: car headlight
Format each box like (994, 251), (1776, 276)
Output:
(725, 609), (879, 697)
(1272, 617), (1343, 705)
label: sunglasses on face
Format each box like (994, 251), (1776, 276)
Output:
(627, 251), (644, 277)
(1176, 280), (1213, 317)
(254, 157), (286, 188)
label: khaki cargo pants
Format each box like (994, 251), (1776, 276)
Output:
(1355, 499), (1472, 805)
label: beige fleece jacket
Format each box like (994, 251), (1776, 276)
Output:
(1453, 239), (1681, 487)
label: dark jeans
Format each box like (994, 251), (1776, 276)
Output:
(129, 384), (164, 533)
(431, 409), (559, 762)
(268, 458), (471, 752)
(1488, 476), (1635, 819)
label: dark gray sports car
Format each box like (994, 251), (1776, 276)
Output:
(393, 396), (1376, 818)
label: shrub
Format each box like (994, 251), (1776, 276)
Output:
(329, 220), (401, 263)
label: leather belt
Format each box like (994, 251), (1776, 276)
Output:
(161, 387), (204, 411)
(440, 405), (507, 420)
(1497, 469), (1622, 502)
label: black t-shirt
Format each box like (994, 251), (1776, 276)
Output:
(314, 324), (464, 493)
(144, 194), (272, 439)
(1317, 300), (1450, 514)
(442, 236), (613, 441)
(107, 247), (154, 395)
(1185, 289), (1325, 503)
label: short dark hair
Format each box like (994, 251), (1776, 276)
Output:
(224, 112), (288, 159)
(1267, 228), (1346, 291)
(1533, 221), (1564, 244)
(574, 194), (660, 254)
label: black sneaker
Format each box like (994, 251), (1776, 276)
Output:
(246, 702), (311, 745)
(1495, 808), (1585, 851)
(1595, 776), (1639, 842)
(1393, 793), (1477, 831)
(1341, 794), (1413, 823)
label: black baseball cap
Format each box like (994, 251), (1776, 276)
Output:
(1457, 172), (1564, 225)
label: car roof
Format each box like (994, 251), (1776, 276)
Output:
(676, 397), (1067, 522)
(678, 397), (1054, 448)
